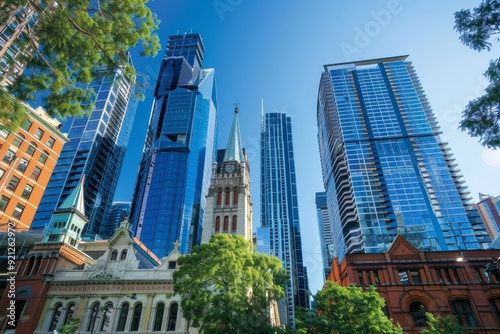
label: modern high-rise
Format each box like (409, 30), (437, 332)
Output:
(130, 33), (218, 257)
(260, 112), (309, 326)
(315, 192), (333, 280)
(31, 55), (137, 238)
(477, 193), (500, 241)
(105, 201), (131, 235)
(201, 105), (252, 244)
(317, 55), (490, 262)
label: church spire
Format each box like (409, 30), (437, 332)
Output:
(223, 103), (244, 162)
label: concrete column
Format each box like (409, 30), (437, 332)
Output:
(141, 294), (154, 331)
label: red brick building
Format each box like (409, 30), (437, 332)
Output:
(328, 235), (500, 333)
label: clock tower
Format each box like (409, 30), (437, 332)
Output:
(201, 105), (253, 243)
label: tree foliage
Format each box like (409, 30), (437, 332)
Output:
(60, 317), (80, 334)
(421, 312), (467, 334)
(454, 0), (500, 148)
(0, 0), (160, 130)
(297, 281), (402, 334)
(173, 234), (289, 334)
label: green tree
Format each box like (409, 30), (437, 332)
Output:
(297, 281), (402, 334)
(421, 312), (466, 334)
(60, 317), (80, 334)
(454, 0), (500, 148)
(0, 0), (160, 131)
(173, 234), (289, 334)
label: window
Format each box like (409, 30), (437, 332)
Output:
(409, 302), (427, 327)
(452, 268), (462, 283)
(168, 261), (176, 269)
(450, 300), (477, 326)
(87, 303), (100, 332)
(7, 300), (27, 329)
(34, 128), (44, 140)
(3, 149), (15, 163)
(225, 187), (230, 205)
(111, 250), (118, 261)
(167, 303), (178, 331)
(398, 270), (409, 285)
(215, 216), (220, 232)
(21, 184), (33, 199)
(100, 303), (113, 331)
(365, 271), (373, 285)
(116, 303), (129, 331)
(17, 158), (28, 172)
(120, 250), (127, 260)
(26, 143), (36, 156)
(232, 215), (237, 232)
(12, 135), (23, 148)
(233, 186), (238, 204)
(12, 204), (25, 219)
(39, 150), (49, 164)
(490, 298), (500, 325)
(435, 269), (444, 283)
(410, 270), (421, 284)
(358, 271), (365, 285)
(63, 303), (76, 325)
(47, 137), (55, 148)
(373, 271), (380, 284)
(0, 129), (8, 139)
(223, 216), (229, 232)
(6, 176), (20, 191)
(49, 304), (63, 331)
(0, 168), (4, 179)
(130, 303), (142, 331)
(474, 268), (484, 282)
(153, 303), (165, 331)
(31, 166), (41, 180)
(21, 119), (32, 131)
(216, 188), (222, 205)
(399, 269), (421, 284)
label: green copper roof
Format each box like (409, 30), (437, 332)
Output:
(59, 176), (86, 215)
(223, 105), (244, 162)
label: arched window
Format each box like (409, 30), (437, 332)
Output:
(116, 303), (129, 331)
(215, 216), (221, 233)
(49, 303), (63, 331)
(223, 216), (229, 232)
(153, 303), (165, 331)
(409, 302), (427, 327)
(216, 188), (222, 205)
(167, 303), (178, 331)
(233, 186), (239, 205)
(225, 187), (230, 205)
(30, 256), (42, 275)
(130, 303), (142, 331)
(111, 250), (118, 261)
(23, 256), (34, 275)
(100, 302), (113, 331)
(63, 303), (76, 325)
(87, 302), (100, 332)
(232, 215), (237, 232)
(120, 250), (127, 260)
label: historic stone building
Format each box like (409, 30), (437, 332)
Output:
(328, 235), (500, 333)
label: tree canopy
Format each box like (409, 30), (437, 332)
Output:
(454, 0), (500, 148)
(0, 0), (160, 131)
(296, 281), (402, 334)
(421, 312), (466, 334)
(173, 234), (289, 334)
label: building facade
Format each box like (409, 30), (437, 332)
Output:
(328, 235), (500, 333)
(105, 202), (132, 237)
(477, 194), (500, 242)
(315, 192), (333, 281)
(316, 55), (490, 262)
(0, 106), (67, 230)
(201, 106), (252, 244)
(31, 56), (137, 239)
(260, 112), (309, 326)
(130, 33), (218, 257)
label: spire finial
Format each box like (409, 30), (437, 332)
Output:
(234, 98), (239, 113)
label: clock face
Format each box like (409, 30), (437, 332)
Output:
(225, 164), (235, 173)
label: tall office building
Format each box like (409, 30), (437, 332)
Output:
(201, 105), (252, 244)
(317, 55), (489, 262)
(477, 194), (500, 241)
(315, 192), (333, 280)
(130, 33), (218, 258)
(31, 55), (137, 238)
(105, 201), (131, 235)
(260, 112), (309, 326)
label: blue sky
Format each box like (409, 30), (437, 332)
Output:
(114, 0), (500, 295)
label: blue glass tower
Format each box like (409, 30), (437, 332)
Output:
(31, 55), (137, 238)
(260, 112), (309, 326)
(317, 55), (490, 262)
(130, 33), (218, 258)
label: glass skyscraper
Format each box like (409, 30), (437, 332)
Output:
(260, 112), (309, 326)
(317, 55), (490, 262)
(315, 192), (333, 281)
(31, 55), (137, 238)
(130, 33), (218, 258)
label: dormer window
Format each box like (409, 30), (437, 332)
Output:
(168, 261), (176, 269)
(111, 250), (118, 261)
(120, 250), (127, 260)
